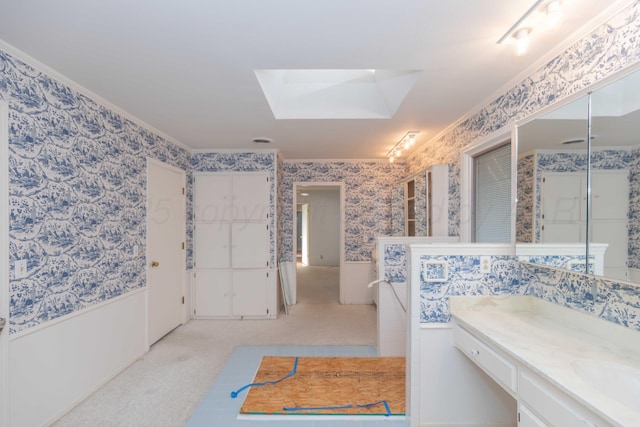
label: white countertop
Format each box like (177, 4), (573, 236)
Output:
(450, 296), (640, 427)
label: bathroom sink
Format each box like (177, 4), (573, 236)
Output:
(572, 359), (640, 412)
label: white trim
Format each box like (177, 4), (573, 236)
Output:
(8, 287), (147, 341)
(292, 181), (345, 304)
(409, 243), (515, 256)
(0, 99), (10, 427)
(191, 148), (279, 155)
(0, 40), (190, 152)
(147, 156), (187, 175)
(284, 158), (390, 163)
(460, 129), (513, 243)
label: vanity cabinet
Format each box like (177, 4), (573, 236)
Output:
(453, 322), (613, 427)
(193, 172), (272, 318)
(452, 323), (516, 393)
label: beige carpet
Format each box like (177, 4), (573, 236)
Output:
(52, 302), (375, 427)
(296, 264), (340, 304)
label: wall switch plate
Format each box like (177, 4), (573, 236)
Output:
(15, 259), (27, 279)
(480, 256), (491, 274)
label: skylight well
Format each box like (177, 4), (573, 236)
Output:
(255, 69), (422, 119)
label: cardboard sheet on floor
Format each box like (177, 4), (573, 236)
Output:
(239, 356), (405, 416)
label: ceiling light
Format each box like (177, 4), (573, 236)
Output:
(387, 131), (420, 162)
(545, 1), (563, 29)
(497, 0), (564, 56)
(514, 28), (531, 56)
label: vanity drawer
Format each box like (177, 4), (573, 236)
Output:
(453, 324), (517, 393)
(519, 371), (611, 427)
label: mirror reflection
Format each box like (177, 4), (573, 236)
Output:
(517, 68), (640, 283)
(590, 71), (640, 282)
(391, 165), (450, 237)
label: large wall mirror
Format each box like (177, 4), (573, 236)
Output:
(517, 67), (640, 283)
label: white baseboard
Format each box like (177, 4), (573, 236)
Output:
(10, 290), (148, 426)
(421, 424), (514, 427)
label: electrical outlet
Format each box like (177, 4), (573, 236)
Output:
(479, 256), (491, 274)
(15, 259), (27, 279)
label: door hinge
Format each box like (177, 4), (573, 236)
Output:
(267, 308), (269, 314)
(542, 225), (545, 231)
(182, 187), (185, 195)
(542, 214), (545, 219)
(517, 412), (520, 422)
(182, 296), (185, 304)
(182, 242), (185, 250)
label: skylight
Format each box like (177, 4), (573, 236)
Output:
(255, 69), (422, 119)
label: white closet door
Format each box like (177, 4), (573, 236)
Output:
(194, 174), (232, 221)
(541, 173), (582, 222)
(232, 270), (268, 316)
(194, 223), (230, 268)
(231, 223), (268, 268)
(232, 174), (269, 221)
(590, 170), (629, 220)
(194, 270), (231, 316)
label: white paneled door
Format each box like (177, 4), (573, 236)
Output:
(147, 159), (185, 345)
(1, 100), (10, 427)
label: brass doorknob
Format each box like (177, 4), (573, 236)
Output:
(151, 261), (159, 267)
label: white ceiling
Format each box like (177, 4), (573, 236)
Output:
(0, 0), (627, 159)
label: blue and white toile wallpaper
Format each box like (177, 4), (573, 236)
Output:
(413, 253), (640, 331)
(280, 161), (406, 262)
(516, 153), (535, 243)
(418, 255), (522, 323)
(407, 1), (640, 242)
(2, 51), (190, 334)
(520, 262), (640, 331)
(190, 151), (277, 267)
(390, 182), (404, 236)
(409, 1), (640, 328)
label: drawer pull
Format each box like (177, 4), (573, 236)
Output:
(470, 349), (480, 357)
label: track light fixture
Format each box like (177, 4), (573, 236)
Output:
(497, 0), (564, 56)
(387, 131), (420, 163)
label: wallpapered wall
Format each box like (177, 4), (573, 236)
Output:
(415, 253), (640, 332)
(408, 1), (640, 329)
(2, 51), (190, 334)
(190, 151), (277, 268)
(280, 161), (406, 262)
(407, 1), (640, 239)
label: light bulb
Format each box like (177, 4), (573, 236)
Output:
(394, 148), (402, 157)
(389, 155), (395, 163)
(513, 28), (530, 56)
(545, 1), (563, 29)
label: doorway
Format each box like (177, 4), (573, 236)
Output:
(294, 183), (343, 304)
(147, 158), (186, 345)
(0, 100), (9, 426)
